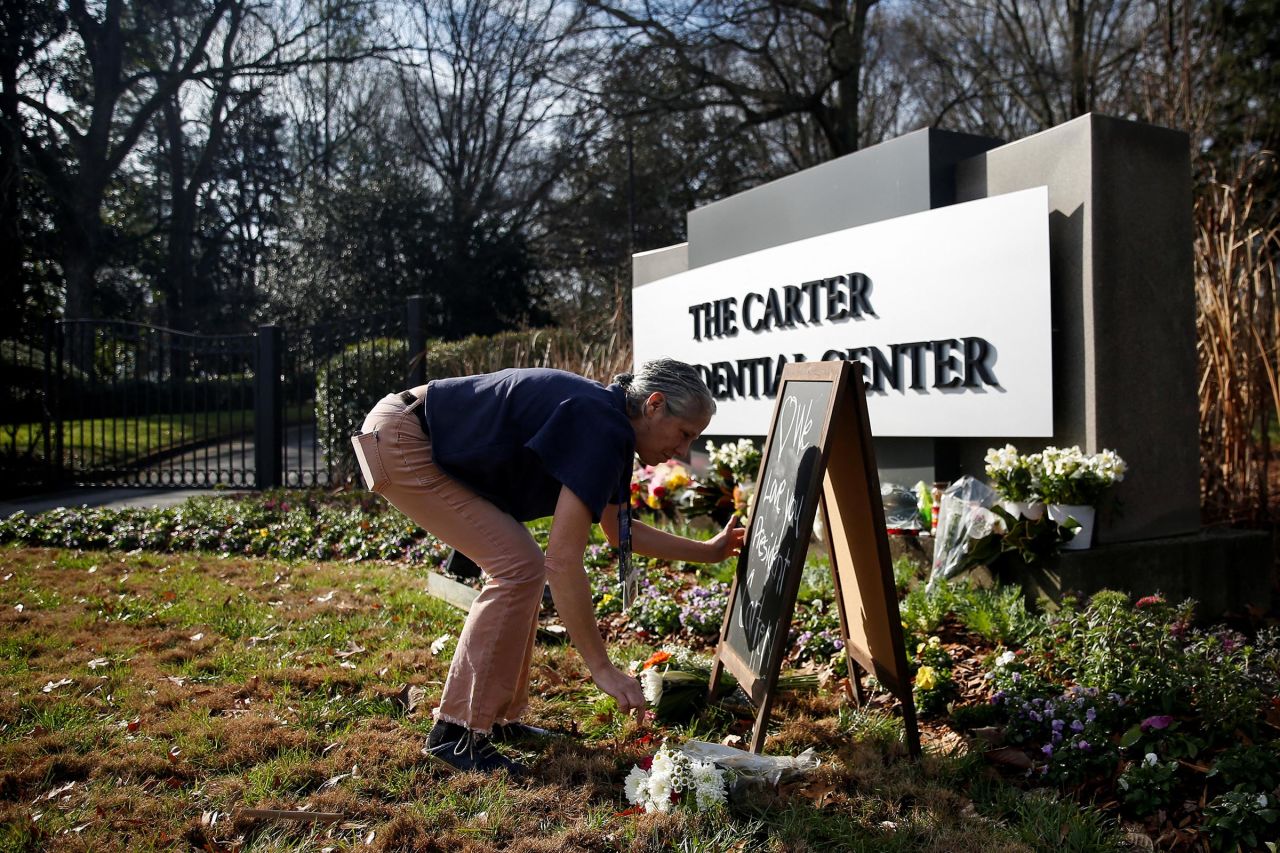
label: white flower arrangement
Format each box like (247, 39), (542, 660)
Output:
(983, 444), (1127, 506)
(706, 438), (761, 482)
(624, 743), (728, 813)
(1034, 445), (1127, 505)
(983, 443), (1039, 502)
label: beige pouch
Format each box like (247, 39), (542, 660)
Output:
(351, 430), (389, 492)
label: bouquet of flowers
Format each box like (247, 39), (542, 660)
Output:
(623, 743), (728, 813)
(631, 462), (694, 522)
(634, 646), (818, 723)
(1035, 446), (1127, 505)
(983, 443), (1039, 503)
(688, 439), (760, 526)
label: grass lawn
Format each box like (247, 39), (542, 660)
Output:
(1, 405), (312, 469)
(0, 546), (1125, 852)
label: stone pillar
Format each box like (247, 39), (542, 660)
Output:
(954, 114), (1199, 543)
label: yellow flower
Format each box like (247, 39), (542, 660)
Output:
(915, 666), (938, 691)
(665, 466), (690, 490)
(600, 593), (614, 605)
(258, 528), (269, 537)
(645, 492), (661, 509)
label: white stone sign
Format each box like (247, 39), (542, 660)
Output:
(632, 186), (1053, 437)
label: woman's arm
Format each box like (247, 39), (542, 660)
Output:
(599, 507), (745, 564)
(545, 486), (646, 718)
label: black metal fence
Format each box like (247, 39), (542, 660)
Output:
(0, 298), (428, 495)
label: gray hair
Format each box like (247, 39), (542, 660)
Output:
(614, 358), (716, 420)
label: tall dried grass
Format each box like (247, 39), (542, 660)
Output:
(1196, 154), (1280, 524)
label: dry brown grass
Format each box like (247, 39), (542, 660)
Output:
(0, 545), (1121, 851)
(1196, 153), (1280, 525)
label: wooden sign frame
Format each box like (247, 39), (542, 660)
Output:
(708, 360), (921, 756)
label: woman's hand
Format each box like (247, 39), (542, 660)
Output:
(591, 662), (647, 720)
(705, 516), (745, 563)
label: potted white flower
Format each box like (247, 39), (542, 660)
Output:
(1034, 446), (1127, 549)
(983, 444), (1044, 520)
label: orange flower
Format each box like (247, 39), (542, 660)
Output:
(640, 650), (671, 671)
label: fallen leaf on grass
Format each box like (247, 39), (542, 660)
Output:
(969, 726), (1004, 747)
(320, 766), (357, 791)
(87, 658), (110, 670)
(38, 781), (76, 802)
(14, 604), (23, 612)
(315, 591), (336, 603)
(984, 746), (1033, 771)
(393, 685), (426, 714)
(429, 635), (451, 656)
(334, 643), (366, 660)
(534, 664), (564, 686)
(189, 633), (204, 642)
(798, 781), (838, 808)
(41, 678), (74, 693)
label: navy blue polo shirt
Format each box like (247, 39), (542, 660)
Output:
(423, 368), (635, 522)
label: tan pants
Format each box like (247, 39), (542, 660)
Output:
(360, 388), (543, 733)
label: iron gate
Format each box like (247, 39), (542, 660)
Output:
(0, 298), (427, 494)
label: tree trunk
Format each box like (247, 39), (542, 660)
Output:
(0, 56), (22, 338)
(1068, 0), (1089, 116)
(161, 96), (195, 332)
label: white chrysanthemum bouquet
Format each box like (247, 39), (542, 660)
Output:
(623, 743), (728, 813)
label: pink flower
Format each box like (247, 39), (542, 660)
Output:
(1140, 715), (1173, 731)
(1135, 594), (1164, 608)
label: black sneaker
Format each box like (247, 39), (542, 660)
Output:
(423, 721), (525, 775)
(491, 720), (556, 744)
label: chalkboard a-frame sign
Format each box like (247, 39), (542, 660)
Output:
(708, 361), (921, 756)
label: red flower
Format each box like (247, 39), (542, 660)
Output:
(652, 485), (667, 498)
(1135, 594), (1165, 608)
(639, 755), (653, 771)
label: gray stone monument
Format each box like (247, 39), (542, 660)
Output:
(633, 114), (1272, 614)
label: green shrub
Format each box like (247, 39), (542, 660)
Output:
(314, 337), (410, 482)
(424, 327), (627, 385)
(1116, 752), (1179, 816)
(953, 583), (1036, 645)
(1032, 591), (1275, 741)
(1203, 790), (1280, 851)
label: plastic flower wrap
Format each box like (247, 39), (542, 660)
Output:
(623, 743), (728, 813)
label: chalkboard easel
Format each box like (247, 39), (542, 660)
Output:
(708, 360), (921, 756)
